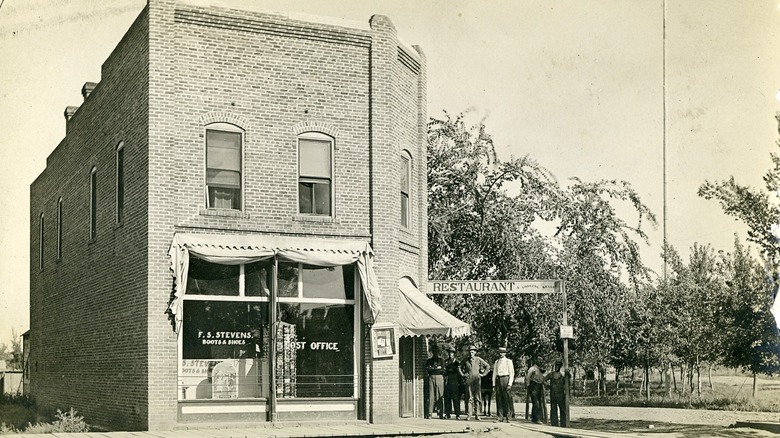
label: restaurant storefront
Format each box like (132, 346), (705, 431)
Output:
(167, 233), (381, 422)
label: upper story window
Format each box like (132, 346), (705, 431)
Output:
(57, 197), (63, 260)
(89, 167), (97, 241)
(116, 142), (125, 224)
(298, 133), (333, 216)
(400, 152), (411, 229)
(39, 213), (44, 271)
(206, 124), (243, 210)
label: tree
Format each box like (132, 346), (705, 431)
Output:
(427, 112), (657, 376)
(698, 112), (780, 387)
(719, 238), (780, 396)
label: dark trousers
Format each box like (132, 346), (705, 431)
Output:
(550, 395), (566, 426)
(427, 375), (445, 418)
(494, 375), (512, 419)
(464, 377), (482, 416)
(528, 382), (543, 423)
(444, 379), (461, 417)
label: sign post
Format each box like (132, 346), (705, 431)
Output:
(427, 279), (571, 427)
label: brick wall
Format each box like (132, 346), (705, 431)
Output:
(30, 0), (427, 429)
(28, 6), (150, 431)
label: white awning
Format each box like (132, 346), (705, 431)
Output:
(167, 232), (381, 332)
(397, 278), (471, 338)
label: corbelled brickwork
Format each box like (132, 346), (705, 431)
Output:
(30, 0), (426, 430)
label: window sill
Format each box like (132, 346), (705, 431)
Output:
(199, 208), (251, 219)
(292, 214), (337, 224)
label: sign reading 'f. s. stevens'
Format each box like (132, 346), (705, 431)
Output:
(426, 280), (561, 294)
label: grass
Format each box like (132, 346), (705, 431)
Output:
(567, 370), (780, 412)
(0, 394), (89, 435)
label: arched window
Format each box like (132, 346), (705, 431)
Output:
(57, 197), (63, 260)
(89, 166), (97, 241)
(205, 123), (243, 210)
(39, 213), (44, 271)
(298, 132), (334, 216)
(116, 142), (125, 224)
(400, 151), (411, 228)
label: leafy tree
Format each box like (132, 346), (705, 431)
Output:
(427, 112), (657, 378)
(718, 238), (780, 396)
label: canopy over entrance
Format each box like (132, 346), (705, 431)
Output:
(397, 277), (471, 337)
(167, 232), (381, 332)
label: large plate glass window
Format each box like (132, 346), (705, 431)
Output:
(276, 263), (357, 398)
(179, 258), (271, 400)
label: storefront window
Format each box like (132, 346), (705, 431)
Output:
(181, 301), (269, 399)
(276, 303), (355, 398)
(179, 256), (358, 402)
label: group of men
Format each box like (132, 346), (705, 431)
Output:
(425, 345), (570, 427)
(425, 344), (514, 422)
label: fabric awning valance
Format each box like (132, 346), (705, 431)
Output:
(397, 277), (471, 338)
(167, 232), (381, 332)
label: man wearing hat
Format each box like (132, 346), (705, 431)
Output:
(425, 345), (446, 419)
(492, 347), (515, 423)
(443, 345), (462, 419)
(460, 345), (490, 420)
(544, 360), (570, 427)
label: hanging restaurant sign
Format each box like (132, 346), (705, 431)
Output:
(426, 280), (561, 294)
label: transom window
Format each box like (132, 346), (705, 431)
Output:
(298, 133), (333, 216)
(206, 124), (243, 210)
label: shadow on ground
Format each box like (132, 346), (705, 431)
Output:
(569, 418), (770, 438)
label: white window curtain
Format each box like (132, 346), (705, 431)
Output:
(167, 233), (381, 333)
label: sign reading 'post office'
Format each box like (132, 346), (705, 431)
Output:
(426, 280), (561, 294)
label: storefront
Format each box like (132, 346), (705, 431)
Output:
(168, 232), (381, 422)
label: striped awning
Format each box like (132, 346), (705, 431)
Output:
(167, 232), (381, 332)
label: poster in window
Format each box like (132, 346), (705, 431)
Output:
(371, 323), (397, 358)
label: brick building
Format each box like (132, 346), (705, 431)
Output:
(29, 0), (469, 431)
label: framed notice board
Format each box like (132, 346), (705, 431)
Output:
(371, 323), (397, 358)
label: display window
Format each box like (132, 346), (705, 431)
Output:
(178, 257), (359, 402)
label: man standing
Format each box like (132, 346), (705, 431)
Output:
(460, 346), (490, 421)
(544, 360), (569, 427)
(525, 358), (544, 424)
(443, 346), (462, 419)
(492, 347), (514, 423)
(425, 345), (446, 419)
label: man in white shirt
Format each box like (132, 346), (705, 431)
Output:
(492, 346), (514, 423)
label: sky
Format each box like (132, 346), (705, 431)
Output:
(1, 0), (779, 346)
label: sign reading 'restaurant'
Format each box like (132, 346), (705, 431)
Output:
(427, 280), (561, 294)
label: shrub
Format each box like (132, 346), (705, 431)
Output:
(23, 408), (89, 434)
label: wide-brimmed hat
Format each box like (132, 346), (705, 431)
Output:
(498, 347), (507, 353)
(468, 345), (478, 351)
(446, 346), (456, 352)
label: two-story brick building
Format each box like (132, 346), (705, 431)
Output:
(29, 0), (469, 431)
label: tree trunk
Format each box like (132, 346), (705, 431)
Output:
(615, 368), (621, 395)
(752, 372), (758, 398)
(645, 363), (651, 399)
(672, 363), (677, 393)
(696, 356), (701, 397)
(708, 365), (713, 391)
(664, 363), (672, 398)
(596, 366), (600, 397)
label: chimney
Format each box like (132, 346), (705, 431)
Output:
(81, 82), (97, 100)
(64, 106), (79, 122)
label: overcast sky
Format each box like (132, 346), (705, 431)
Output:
(1, 0), (779, 346)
